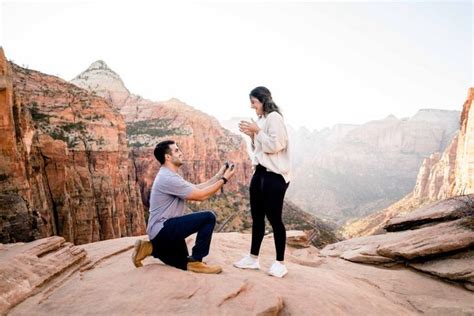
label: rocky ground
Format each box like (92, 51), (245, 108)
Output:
(2, 225), (473, 315)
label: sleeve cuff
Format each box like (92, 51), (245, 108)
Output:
(255, 129), (264, 141)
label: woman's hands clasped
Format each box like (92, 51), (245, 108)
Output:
(239, 119), (260, 138)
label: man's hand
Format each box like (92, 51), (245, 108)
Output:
(223, 163), (236, 180)
(216, 163), (228, 178)
(186, 162), (237, 201)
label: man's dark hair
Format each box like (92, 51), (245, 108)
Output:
(154, 140), (175, 164)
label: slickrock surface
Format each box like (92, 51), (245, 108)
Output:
(2, 232), (473, 315)
(384, 194), (474, 231)
(322, 195), (474, 291)
(0, 236), (87, 314)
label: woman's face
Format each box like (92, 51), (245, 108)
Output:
(250, 96), (264, 116)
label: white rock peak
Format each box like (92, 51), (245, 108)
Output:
(87, 60), (110, 71)
(71, 60), (130, 100)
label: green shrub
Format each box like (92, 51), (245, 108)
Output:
(28, 102), (50, 122)
(49, 129), (69, 143)
(62, 122), (86, 132)
(126, 119), (190, 137)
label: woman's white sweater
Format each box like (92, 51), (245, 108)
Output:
(251, 111), (291, 183)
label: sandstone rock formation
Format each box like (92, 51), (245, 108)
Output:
(0, 50), (145, 244)
(453, 88), (474, 195)
(322, 195), (474, 292)
(70, 60), (130, 110)
(0, 236), (87, 314)
(412, 135), (458, 201)
(286, 110), (459, 224)
(2, 231), (473, 315)
(342, 88), (473, 238)
(409, 87), (474, 203)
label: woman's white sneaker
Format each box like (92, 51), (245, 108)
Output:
(233, 255), (260, 270)
(268, 261), (288, 278)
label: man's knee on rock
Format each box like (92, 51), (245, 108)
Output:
(206, 211), (217, 223)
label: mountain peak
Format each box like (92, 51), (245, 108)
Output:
(71, 60), (130, 105)
(87, 60), (111, 71)
(75, 60), (120, 80)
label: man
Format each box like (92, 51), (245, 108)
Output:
(132, 140), (236, 274)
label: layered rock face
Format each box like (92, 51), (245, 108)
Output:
(453, 88), (474, 195)
(412, 135), (458, 201)
(0, 48), (42, 241)
(342, 88), (473, 238)
(411, 88), (474, 202)
(0, 50), (145, 244)
(286, 111), (459, 224)
(322, 195), (474, 292)
(0, 236), (88, 314)
(3, 230), (474, 315)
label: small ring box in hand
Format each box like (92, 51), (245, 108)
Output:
(221, 162), (234, 193)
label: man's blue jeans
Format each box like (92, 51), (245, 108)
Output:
(151, 211), (216, 270)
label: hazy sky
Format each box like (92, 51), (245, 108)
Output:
(2, 0), (473, 130)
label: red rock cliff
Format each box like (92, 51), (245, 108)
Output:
(453, 88), (474, 195)
(0, 50), (145, 244)
(410, 88), (474, 201)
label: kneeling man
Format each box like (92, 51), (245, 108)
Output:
(132, 140), (235, 273)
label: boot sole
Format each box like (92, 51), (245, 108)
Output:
(132, 240), (143, 268)
(188, 268), (223, 274)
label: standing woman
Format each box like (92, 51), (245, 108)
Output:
(234, 86), (291, 278)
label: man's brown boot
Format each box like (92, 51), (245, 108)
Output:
(132, 239), (153, 268)
(187, 261), (223, 274)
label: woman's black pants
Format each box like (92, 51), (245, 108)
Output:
(249, 164), (289, 261)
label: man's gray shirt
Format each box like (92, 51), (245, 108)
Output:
(147, 166), (195, 240)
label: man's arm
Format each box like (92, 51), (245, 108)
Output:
(195, 163), (227, 189)
(186, 164), (236, 202)
(195, 173), (221, 189)
(186, 179), (226, 202)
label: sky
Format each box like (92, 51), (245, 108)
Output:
(2, 0), (473, 130)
